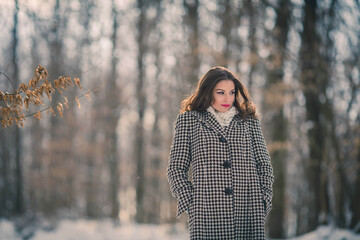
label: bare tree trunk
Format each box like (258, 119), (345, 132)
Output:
(47, 0), (76, 215)
(104, 0), (121, 222)
(78, 0), (101, 219)
(217, 0), (233, 67)
(344, 19), (360, 230)
(135, 0), (147, 223)
(12, 0), (23, 215)
(244, 0), (257, 90)
(148, 75), (162, 223)
(299, 0), (321, 232)
(350, 142), (360, 232)
(322, 0), (347, 228)
(27, 6), (45, 215)
(183, 0), (200, 86)
(144, 2), (163, 223)
(47, 0), (63, 216)
(265, 0), (291, 238)
(298, 0), (330, 232)
(348, 41), (360, 233)
(0, 130), (11, 217)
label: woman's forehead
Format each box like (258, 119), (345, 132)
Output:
(214, 80), (235, 90)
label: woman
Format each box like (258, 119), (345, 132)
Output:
(167, 66), (274, 239)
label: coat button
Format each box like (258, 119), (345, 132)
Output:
(224, 188), (233, 195)
(223, 161), (231, 168)
(219, 136), (227, 143)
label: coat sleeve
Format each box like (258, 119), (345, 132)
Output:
(249, 118), (274, 216)
(167, 113), (193, 218)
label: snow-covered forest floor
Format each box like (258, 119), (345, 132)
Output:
(1, 219), (360, 240)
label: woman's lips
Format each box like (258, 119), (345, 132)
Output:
(221, 104), (230, 107)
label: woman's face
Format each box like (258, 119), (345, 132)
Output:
(212, 79), (235, 113)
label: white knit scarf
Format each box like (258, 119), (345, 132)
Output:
(207, 105), (238, 127)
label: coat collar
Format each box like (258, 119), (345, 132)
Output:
(189, 110), (243, 137)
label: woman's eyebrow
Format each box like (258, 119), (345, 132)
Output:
(215, 88), (235, 91)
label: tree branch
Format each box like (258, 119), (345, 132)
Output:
(23, 86), (101, 119)
(0, 72), (16, 90)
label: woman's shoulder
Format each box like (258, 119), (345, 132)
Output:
(178, 110), (204, 119)
(175, 110), (205, 126)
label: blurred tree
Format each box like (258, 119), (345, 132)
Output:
(28, 11), (45, 215)
(320, 0), (348, 228)
(45, 0), (78, 216)
(216, 0), (233, 67)
(350, 126), (360, 232)
(11, 0), (23, 215)
(135, 0), (148, 223)
(105, 0), (121, 222)
(0, 0), (21, 218)
(264, 0), (291, 238)
(343, 4), (360, 230)
(145, 0), (163, 224)
(183, 0), (200, 86)
(79, 0), (101, 219)
(0, 127), (11, 218)
(244, 0), (258, 91)
(298, 0), (335, 233)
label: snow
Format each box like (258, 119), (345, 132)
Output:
(0, 220), (19, 240)
(0, 219), (188, 240)
(289, 225), (360, 240)
(1, 219), (360, 240)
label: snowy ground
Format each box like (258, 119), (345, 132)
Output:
(1, 218), (360, 240)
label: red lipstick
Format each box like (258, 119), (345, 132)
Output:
(221, 104), (230, 107)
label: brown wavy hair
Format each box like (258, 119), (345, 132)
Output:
(180, 66), (257, 119)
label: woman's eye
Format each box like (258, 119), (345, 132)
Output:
(217, 92), (224, 95)
(230, 92), (235, 95)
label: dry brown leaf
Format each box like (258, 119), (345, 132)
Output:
(33, 111), (41, 120)
(66, 76), (73, 86)
(50, 107), (56, 116)
(85, 90), (91, 100)
(24, 97), (29, 110)
(75, 97), (81, 108)
(74, 77), (82, 89)
(58, 102), (64, 112)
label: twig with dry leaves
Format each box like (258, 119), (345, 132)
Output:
(0, 65), (91, 128)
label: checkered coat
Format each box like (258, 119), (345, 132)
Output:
(167, 110), (274, 240)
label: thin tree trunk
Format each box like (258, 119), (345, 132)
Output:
(217, 0), (233, 67)
(135, 0), (147, 223)
(147, 43), (163, 223)
(245, 0), (257, 91)
(183, 0), (200, 86)
(47, 0), (76, 215)
(48, 0), (63, 216)
(79, 0), (100, 219)
(265, 0), (291, 238)
(298, 0), (329, 232)
(12, 0), (23, 215)
(105, 0), (120, 221)
(350, 142), (360, 232)
(322, 0), (347, 228)
(0, 130), (11, 217)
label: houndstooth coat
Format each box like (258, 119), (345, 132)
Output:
(167, 110), (274, 240)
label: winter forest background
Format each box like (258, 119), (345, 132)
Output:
(0, 0), (359, 239)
